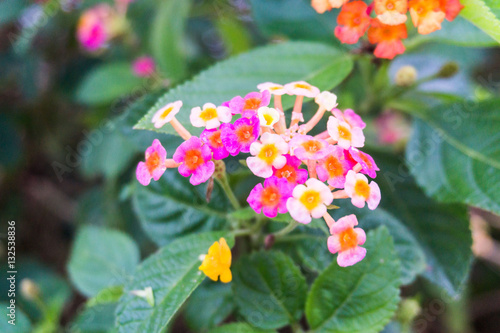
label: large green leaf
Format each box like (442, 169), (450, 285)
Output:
(209, 323), (276, 333)
(184, 281), (235, 332)
(249, 0), (340, 43)
(135, 41), (353, 135)
(232, 251), (307, 330)
(132, 170), (230, 246)
(67, 226), (140, 297)
(407, 99), (500, 215)
(460, 0), (500, 43)
(115, 232), (234, 333)
(149, 0), (191, 82)
(70, 303), (117, 333)
(76, 62), (143, 106)
(305, 227), (401, 333)
(374, 151), (473, 297)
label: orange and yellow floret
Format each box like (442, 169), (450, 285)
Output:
(199, 238), (232, 283)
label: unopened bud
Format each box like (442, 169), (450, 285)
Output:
(213, 160), (226, 180)
(396, 298), (421, 325)
(265, 234), (275, 250)
(437, 62), (459, 78)
(20, 279), (40, 301)
(395, 66), (418, 87)
(206, 177), (214, 202)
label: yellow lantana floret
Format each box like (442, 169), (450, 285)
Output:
(198, 238), (232, 283)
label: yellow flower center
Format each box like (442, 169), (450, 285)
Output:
(302, 140), (322, 153)
(160, 106), (174, 119)
(299, 189), (321, 211)
(338, 125), (352, 141)
(294, 83), (311, 90)
(145, 152), (160, 172)
(200, 107), (218, 121)
(325, 155), (343, 177)
(354, 180), (370, 199)
(263, 114), (274, 126)
(258, 144), (278, 165)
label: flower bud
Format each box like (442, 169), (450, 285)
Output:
(213, 160), (226, 180)
(20, 279), (40, 301)
(394, 65), (417, 87)
(437, 62), (459, 78)
(396, 298), (421, 325)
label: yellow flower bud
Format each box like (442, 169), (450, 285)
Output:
(395, 65), (418, 87)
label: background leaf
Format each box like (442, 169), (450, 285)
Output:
(135, 41), (353, 135)
(305, 227), (401, 333)
(249, 0), (340, 43)
(70, 303), (117, 333)
(184, 281), (235, 332)
(374, 150), (473, 297)
(460, 0), (500, 43)
(76, 62), (143, 106)
(209, 323), (276, 333)
(149, 0), (191, 82)
(68, 226), (140, 297)
(132, 170), (230, 246)
(232, 251), (307, 330)
(115, 232), (234, 333)
(0, 302), (31, 333)
(406, 98), (500, 216)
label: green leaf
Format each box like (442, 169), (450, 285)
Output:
(209, 323), (276, 333)
(249, 0), (340, 43)
(76, 62), (143, 106)
(0, 0), (26, 24)
(132, 170), (230, 246)
(406, 99), (500, 215)
(185, 281), (235, 332)
(210, 323), (276, 333)
(70, 302), (117, 333)
(215, 17), (252, 55)
(135, 41), (353, 135)
(115, 232), (234, 333)
(230, 206), (259, 220)
(374, 150), (473, 297)
(67, 226), (140, 297)
(232, 251), (307, 330)
(149, 0), (191, 82)
(0, 302), (32, 333)
(305, 227), (401, 333)
(460, 0), (500, 43)
(88, 286), (124, 307)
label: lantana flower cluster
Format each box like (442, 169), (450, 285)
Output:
(311, 0), (464, 59)
(136, 81), (382, 282)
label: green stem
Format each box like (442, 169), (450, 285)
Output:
(273, 221), (299, 238)
(216, 174), (240, 209)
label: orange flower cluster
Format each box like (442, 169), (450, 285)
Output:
(312, 0), (464, 59)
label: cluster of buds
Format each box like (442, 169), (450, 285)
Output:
(311, 0), (464, 59)
(136, 80), (382, 281)
(76, 0), (133, 52)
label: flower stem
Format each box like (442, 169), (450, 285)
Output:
(273, 220), (299, 238)
(216, 174), (241, 209)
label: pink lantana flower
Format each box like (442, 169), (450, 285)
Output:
(316, 145), (351, 188)
(348, 148), (379, 178)
(328, 214), (367, 267)
(327, 116), (365, 149)
(151, 100), (182, 129)
(190, 103), (232, 130)
(247, 133), (289, 178)
(173, 137), (215, 185)
(221, 115), (260, 155)
(136, 139), (167, 186)
(247, 177), (294, 218)
(77, 4), (113, 51)
(344, 170), (381, 209)
(273, 154), (308, 185)
(332, 108), (366, 129)
(229, 91), (271, 115)
(286, 178), (334, 224)
(289, 135), (329, 161)
(284, 81), (320, 98)
(257, 82), (287, 95)
(132, 56), (156, 77)
(200, 127), (229, 160)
